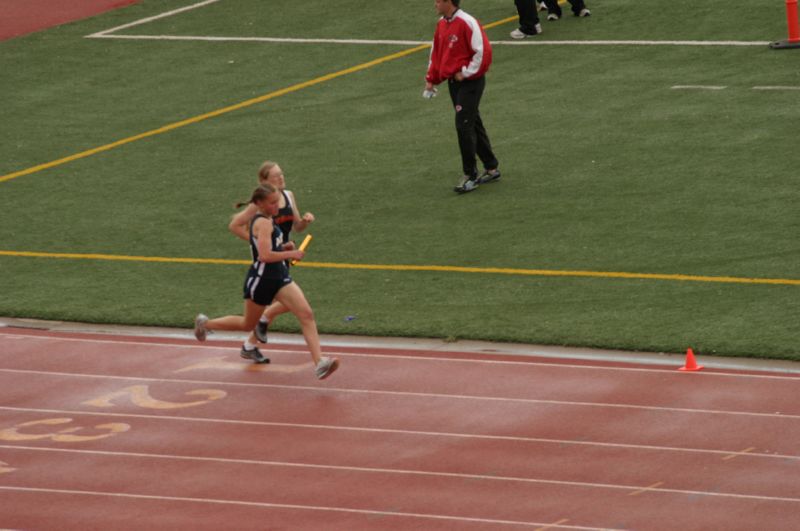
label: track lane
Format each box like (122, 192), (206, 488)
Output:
(2, 328), (800, 530)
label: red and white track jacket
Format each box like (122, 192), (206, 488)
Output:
(425, 9), (492, 85)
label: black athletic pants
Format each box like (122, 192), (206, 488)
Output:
(447, 76), (498, 178)
(543, 0), (586, 17)
(514, 0), (541, 35)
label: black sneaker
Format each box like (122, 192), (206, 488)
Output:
(255, 320), (268, 343)
(477, 169), (501, 184)
(240, 346), (270, 364)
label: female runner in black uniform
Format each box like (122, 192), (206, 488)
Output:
(195, 184), (338, 380)
(228, 161), (314, 344)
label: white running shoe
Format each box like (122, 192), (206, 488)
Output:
(578, 8), (591, 17)
(510, 24), (542, 39)
(315, 357), (340, 380)
(194, 314), (208, 341)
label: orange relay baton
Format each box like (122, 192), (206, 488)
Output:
(291, 234), (312, 265)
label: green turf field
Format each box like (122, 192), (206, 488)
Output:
(1, 0), (798, 360)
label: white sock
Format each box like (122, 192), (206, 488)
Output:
(243, 341), (256, 351)
(259, 317), (269, 324)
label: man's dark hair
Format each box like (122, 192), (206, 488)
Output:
(451, 0), (460, 6)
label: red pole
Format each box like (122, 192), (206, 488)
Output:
(770, 0), (800, 48)
(786, 0), (800, 42)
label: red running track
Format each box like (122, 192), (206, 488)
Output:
(0, 0), (139, 41)
(1, 327), (799, 530)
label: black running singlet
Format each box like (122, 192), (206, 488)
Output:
(249, 214), (289, 279)
(273, 191), (295, 244)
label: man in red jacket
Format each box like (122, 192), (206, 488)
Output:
(424, 0), (500, 194)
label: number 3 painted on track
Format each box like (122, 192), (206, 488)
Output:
(0, 418), (130, 442)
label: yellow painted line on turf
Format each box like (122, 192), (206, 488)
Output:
(300, 261), (800, 286)
(483, 16), (518, 30)
(0, 44), (430, 184)
(1, 250), (799, 287)
(0, 250), (248, 266)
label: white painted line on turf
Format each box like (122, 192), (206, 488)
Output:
(3, 445), (798, 504)
(2, 407), (798, 461)
(88, 33), (773, 48)
(671, 85), (727, 90)
(87, 0), (222, 38)
(89, 34), (429, 46)
(0, 485), (617, 530)
(752, 86), (800, 90)
(3, 332), (800, 379)
(497, 39), (769, 46)
(1, 369), (799, 420)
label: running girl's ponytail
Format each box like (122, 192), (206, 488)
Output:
(234, 183), (277, 208)
(234, 183), (278, 209)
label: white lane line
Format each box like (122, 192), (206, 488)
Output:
(1, 368), (799, 419)
(2, 332), (799, 380)
(3, 445), (798, 504)
(87, 0), (222, 37)
(0, 485), (617, 530)
(671, 85), (727, 90)
(2, 407), (799, 461)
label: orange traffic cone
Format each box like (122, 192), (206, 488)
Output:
(678, 348), (703, 372)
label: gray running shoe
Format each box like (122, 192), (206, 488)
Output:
(194, 314), (209, 341)
(240, 346), (270, 364)
(454, 175), (479, 194)
(315, 357), (340, 380)
(255, 320), (268, 343)
(477, 169), (501, 184)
